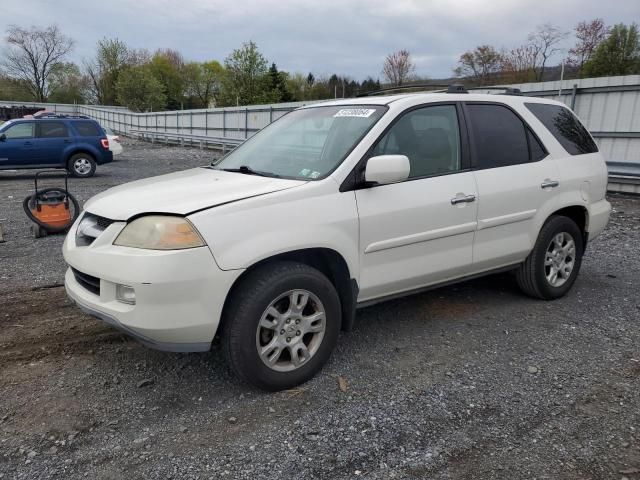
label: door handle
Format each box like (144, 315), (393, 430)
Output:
(23, 141), (33, 146)
(451, 194), (476, 205)
(541, 179), (559, 189)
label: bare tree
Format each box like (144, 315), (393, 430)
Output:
(2, 24), (74, 101)
(567, 19), (610, 71)
(154, 48), (184, 70)
(500, 45), (540, 83)
(528, 23), (569, 81)
(454, 45), (503, 85)
(382, 49), (415, 86)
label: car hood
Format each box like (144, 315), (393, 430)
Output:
(84, 167), (307, 220)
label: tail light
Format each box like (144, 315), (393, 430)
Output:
(100, 138), (110, 149)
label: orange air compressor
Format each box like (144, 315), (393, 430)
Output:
(23, 171), (80, 238)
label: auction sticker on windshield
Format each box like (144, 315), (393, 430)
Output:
(333, 108), (377, 118)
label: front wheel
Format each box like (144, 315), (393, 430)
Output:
(222, 262), (342, 391)
(516, 215), (584, 300)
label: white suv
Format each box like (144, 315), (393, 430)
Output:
(63, 90), (611, 390)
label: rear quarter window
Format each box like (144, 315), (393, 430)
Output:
(525, 103), (598, 155)
(72, 121), (101, 137)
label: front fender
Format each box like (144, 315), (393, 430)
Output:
(188, 184), (360, 281)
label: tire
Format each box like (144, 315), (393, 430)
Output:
(67, 153), (96, 178)
(516, 215), (584, 300)
(222, 261), (342, 391)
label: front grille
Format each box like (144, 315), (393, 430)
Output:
(96, 215), (114, 230)
(72, 268), (100, 296)
(76, 213), (114, 246)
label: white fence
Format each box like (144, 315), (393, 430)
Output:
(76, 102), (316, 140)
(2, 75), (639, 165)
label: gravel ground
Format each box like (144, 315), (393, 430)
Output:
(1, 139), (639, 479)
(0, 139), (217, 294)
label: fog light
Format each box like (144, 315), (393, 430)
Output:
(116, 284), (136, 305)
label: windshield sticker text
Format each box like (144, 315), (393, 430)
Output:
(333, 108), (376, 118)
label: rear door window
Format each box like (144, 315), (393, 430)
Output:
(465, 104), (533, 169)
(4, 122), (34, 139)
(37, 121), (69, 138)
(525, 103), (598, 155)
(72, 121), (101, 137)
(528, 129), (547, 162)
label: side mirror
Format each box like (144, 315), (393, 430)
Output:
(364, 155), (410, 186)
(0, 133), (6, 142)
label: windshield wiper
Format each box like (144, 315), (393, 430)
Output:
(219, 165), (280, 178)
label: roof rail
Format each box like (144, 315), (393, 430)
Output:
(356, 83), (523, 97)
(466, 86), (522, 96)
(29, 113), (92, 119)
(356, 83), (454, 97)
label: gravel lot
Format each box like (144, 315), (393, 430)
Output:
(1, 139), (639, 479)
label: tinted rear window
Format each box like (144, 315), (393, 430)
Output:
(528, 129), (547, 162)
(525, 103), (598, 155)
(72, 121), (101, 137)
(38, 121), (69, 138)
(466, 104), (530, 168)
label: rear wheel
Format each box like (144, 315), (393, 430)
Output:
(68, 153), (96, 178)
(516, 215), (584, 300)
(222, 262), (341, 391)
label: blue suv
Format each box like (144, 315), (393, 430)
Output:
(0, 116), (113, 177)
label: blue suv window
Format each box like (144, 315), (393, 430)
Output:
(37, 121), (69, 138)
(4, 122), (34, 139)
(72, 121), (101, 137)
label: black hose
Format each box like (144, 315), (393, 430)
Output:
(23, 187), (80, 234)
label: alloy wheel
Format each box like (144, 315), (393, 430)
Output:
(255, 289), (326, 372)
(73, 158), (92, 175)
(544, 232), (576, 287)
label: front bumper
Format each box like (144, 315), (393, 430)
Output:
(63, 217), (242, 352)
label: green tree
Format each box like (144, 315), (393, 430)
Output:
(360, 76), (381, 94)
(220, 41), (269, 106)
(286, 72), (314, 101)
(115, 65), (166, 112)
(267, 63), (293, 102)
(0, 75), (32, 101)
(48, 62), (88, 103)
(85, 38), (130, 105)
(148, 49), (184, 109)
(582, 23), (640, 77)
(183, 60), (225, 108)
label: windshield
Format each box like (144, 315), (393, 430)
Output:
(214, 105), (386, 180)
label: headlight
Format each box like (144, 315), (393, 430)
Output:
(114, 215), (206, 250)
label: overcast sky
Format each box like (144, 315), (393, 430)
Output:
(2, 0), (638, 80)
